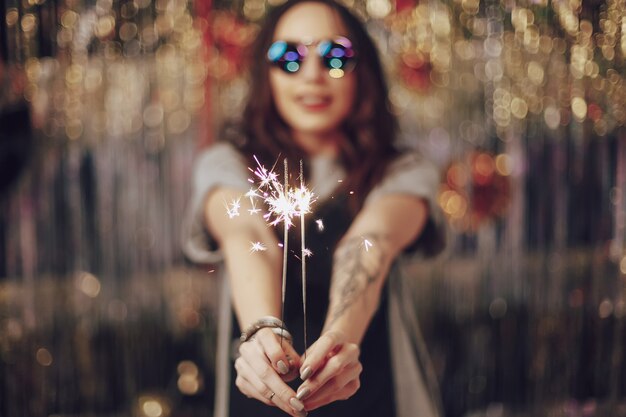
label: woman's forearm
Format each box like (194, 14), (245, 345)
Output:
(205, 187), (284, 330)
(221, 233), (283, 329)
(322, 233), (392, 343)
(322, 195), (429, 344)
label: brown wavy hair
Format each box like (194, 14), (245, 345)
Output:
(228, 0), (400, 213)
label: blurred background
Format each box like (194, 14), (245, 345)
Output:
(0, 0), (625, 416)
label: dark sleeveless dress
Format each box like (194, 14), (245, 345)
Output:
(228, 196), (396, 417)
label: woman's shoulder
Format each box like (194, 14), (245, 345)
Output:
(380, 150), (440, 190)
(364, 148), (441, 211)
(379, 150), (447, 258)
(198, 141), (243, 160)
(194, 141), (248, 171)
(192, 141), (250, 188)
(387, 150), (438, 175)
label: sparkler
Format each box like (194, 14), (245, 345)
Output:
(299, 160), (308, 356)
(245, 156), (316, 350)
(281, 159), (289, 347)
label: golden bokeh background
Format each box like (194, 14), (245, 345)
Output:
(1, 0), (625, 416)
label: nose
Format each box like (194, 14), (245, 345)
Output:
(299, 51), (325, 82)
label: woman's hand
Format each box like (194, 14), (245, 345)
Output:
(234, 327), (308, 416)
(295, 330), (363, 411)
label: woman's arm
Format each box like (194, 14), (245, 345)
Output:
(205, 186), (307, 417)
(204, 187), (283, 328)
(295, 194), (429, 410)
(325, 193), (428, 342)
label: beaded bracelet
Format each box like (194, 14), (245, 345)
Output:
(270, 327), (294, 345)
(240, 315), (292, 344)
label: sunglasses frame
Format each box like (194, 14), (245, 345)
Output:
(267, 36), (357, 78)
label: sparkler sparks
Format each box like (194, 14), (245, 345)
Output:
(316, 219), (324, 231)
(225, 199), (241, 218)
(245, 188), (262, 214)
(250, 155), (280, 189)
(229, 156), (317, 352)
(363, 238), (373, 252)
(250, 241), (267, 252)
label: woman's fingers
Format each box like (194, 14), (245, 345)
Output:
(234, 355), (308, 416)
(280, 341), (303, 382)
(298, 362), (362, 411)
(297, 342), (359, 395)
(255, 327), (300, 377)
(299, 330), (344, 380)
(237, 339), (307, 415)
(233, 358), (274, 405)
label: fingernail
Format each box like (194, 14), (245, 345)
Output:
(300, 366), (312, 381)
(277, 360), (289, 375)
(289, 397), (305, 411)
(296, 411), (308, 417)
(296, 387), (310, 401)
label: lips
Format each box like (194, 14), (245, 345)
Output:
(295, 94), (332, 111)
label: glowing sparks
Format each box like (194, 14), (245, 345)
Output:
(251, 155), (279, 189)
(228, 156), (317, 353)
(264, 189), (298, 227)
(363, 238), (373, 252)
(246, 157), (316, 229)
(245, 188), (262, 214)
(250, 241), (267, 252)
(316, 219), (324, 231)
(293, 185), (314, 217)
(226, 199), (241, 218)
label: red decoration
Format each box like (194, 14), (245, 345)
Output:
(439, 151), (511, 231)
(394, 0), (417, 13)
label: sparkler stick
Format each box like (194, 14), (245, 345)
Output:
(299, 159), (308, 357)
(280, 158), (289, 347)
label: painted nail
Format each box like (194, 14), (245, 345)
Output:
(277, 360), (289, 375)
(296, 387), (310, 401)
(300, 366), (312, 381)
(289, 397), (305, 411)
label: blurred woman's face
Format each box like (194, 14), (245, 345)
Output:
(268, 2), (357, 143)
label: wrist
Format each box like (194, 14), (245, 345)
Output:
(322, 321), (361, 345)
(240, 315), (293, 344)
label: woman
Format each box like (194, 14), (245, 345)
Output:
(182, 1), (445, 416)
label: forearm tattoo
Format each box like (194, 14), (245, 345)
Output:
(328, 233), (387, 325)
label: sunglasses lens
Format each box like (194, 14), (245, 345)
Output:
(267, 41), (303, 73)
(318, 37), (356, 78)
(267, 37), (356, 77)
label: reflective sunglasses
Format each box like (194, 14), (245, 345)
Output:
(267, 36), (357, 79)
